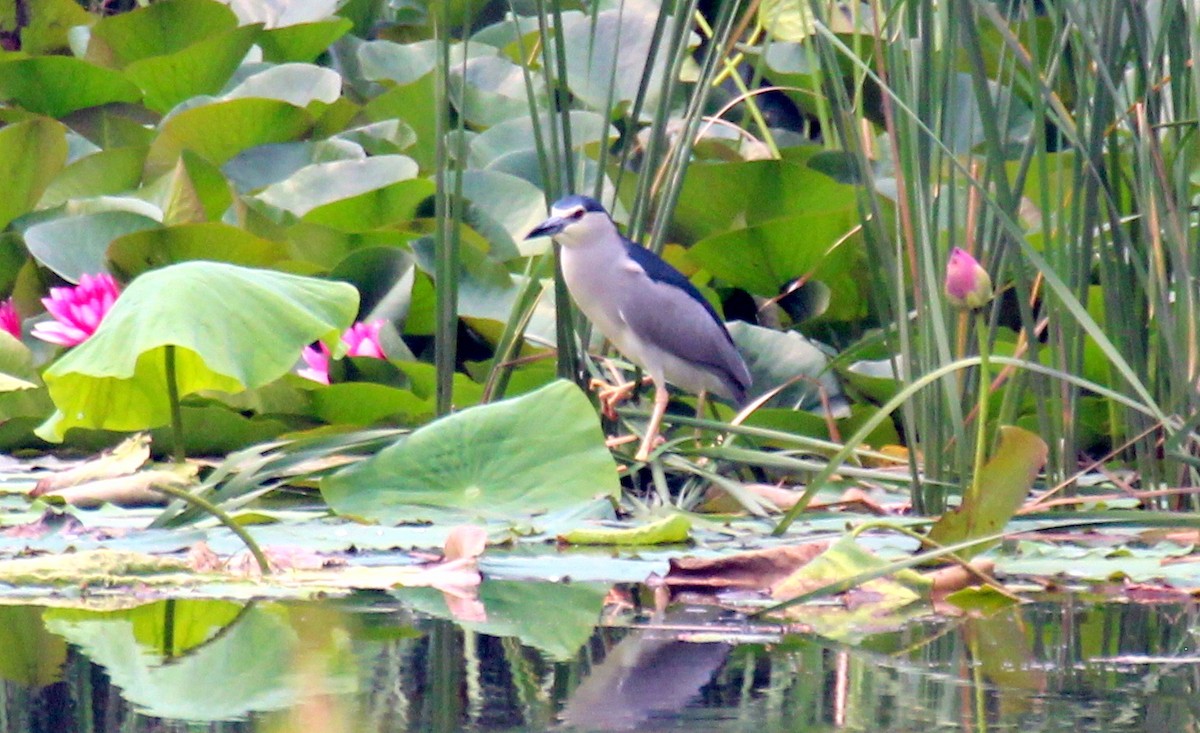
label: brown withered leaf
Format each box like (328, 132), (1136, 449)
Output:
(31, 434), (151, 497)
(37, 464), (198, 508)
(664, 542), (829, 592)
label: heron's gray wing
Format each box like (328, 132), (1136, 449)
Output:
(618, 271), (751, 403)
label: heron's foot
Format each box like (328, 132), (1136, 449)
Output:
(588, 376), (651, 420)
(633, 432), (666, 462)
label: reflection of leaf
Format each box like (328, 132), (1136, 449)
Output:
(928, 426), (1048, 558)
(37, 261), (359, 440)
(397, 580), (608, 660)
(665, 542), (829, 591)
(769, 536), (933, 642)
(966, 609), (1046, 716)
(44, 602), (355, 721)
(0, 606), (67, 688)
(321, 380), (619, 523)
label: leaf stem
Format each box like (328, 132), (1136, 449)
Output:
(148, 480), (272, 576)
(969, 311), (990, 507)
(165, 345), (185, 464)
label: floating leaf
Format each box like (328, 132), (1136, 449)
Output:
(38, 261), (359, 440)
(321, 380), (620, 524)
(559, 514), (692, 546)
(927, 425), (1049, 558)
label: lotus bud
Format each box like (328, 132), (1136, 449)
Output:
(944, 248), (993, 310)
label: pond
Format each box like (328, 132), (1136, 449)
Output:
(0, 586), (1194, 732)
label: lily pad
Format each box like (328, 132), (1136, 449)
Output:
(37, 261), (359, 440)
(321, 380), (620, 524)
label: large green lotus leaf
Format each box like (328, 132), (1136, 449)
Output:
(220, 140), (363, 194)
(0, 118), (67, 231)
(302, 178), (434, 232)
(125, 24), (262, 113)
(361, 74), (438, 170)
(39, 147), (148, 209)
(222, 63), (342, 108)
(146, 98), (314, 177)
(12, 0), (91, 54)
(0, 57), (143, 117)
(310, 382), (431, 426)
(321, 380), (619, 523)
(559, 4), (688, 115)
(688, 210), (866, 320)
(24, 211), (161, 282)
(37, 261), (359, 440)
(467, 110), (615, 168)
(332, 119), (418, 156)
(86, 0), (240, 67)
(108, 223), (289, 277)
(357, 38), (439, 85)
(670, 155), (858, 241)
(255, 155), (419, 220)
(452, 170), (546, 261)
(259, 19), (354, 63)
(728, 322), (841, 409)
(449, 55), (546, 128)
(146, 152), (233, 224)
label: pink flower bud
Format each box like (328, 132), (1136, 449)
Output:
(30, 273), (121, 346)
(944, 248), (993, 310)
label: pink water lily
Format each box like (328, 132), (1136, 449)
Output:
(0, 298), (19, 340)
(944, 247), (993, 310)
(30, 273), (121, 346)
(298, 320), (387, 384)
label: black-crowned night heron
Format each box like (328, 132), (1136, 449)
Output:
(527, 195), (751, 461)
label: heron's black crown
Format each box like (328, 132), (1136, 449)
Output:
(553, 194), (608, 214)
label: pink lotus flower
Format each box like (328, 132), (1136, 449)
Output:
(0, 298), (18, 340)
(944, 247), (993, 310)
(30, 273), (121, 346)
(298, 320), (387, 384)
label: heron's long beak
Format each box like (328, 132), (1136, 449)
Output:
(526, 216), (567, 239)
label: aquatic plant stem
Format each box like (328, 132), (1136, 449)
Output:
(165, 345), (185, 464)
(148, 480), (272, 576)
(968, 311), (990, 507)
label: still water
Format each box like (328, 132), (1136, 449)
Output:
(0, 585), (1195, 732)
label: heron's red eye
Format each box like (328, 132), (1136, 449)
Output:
(570, 209), (584, 220)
